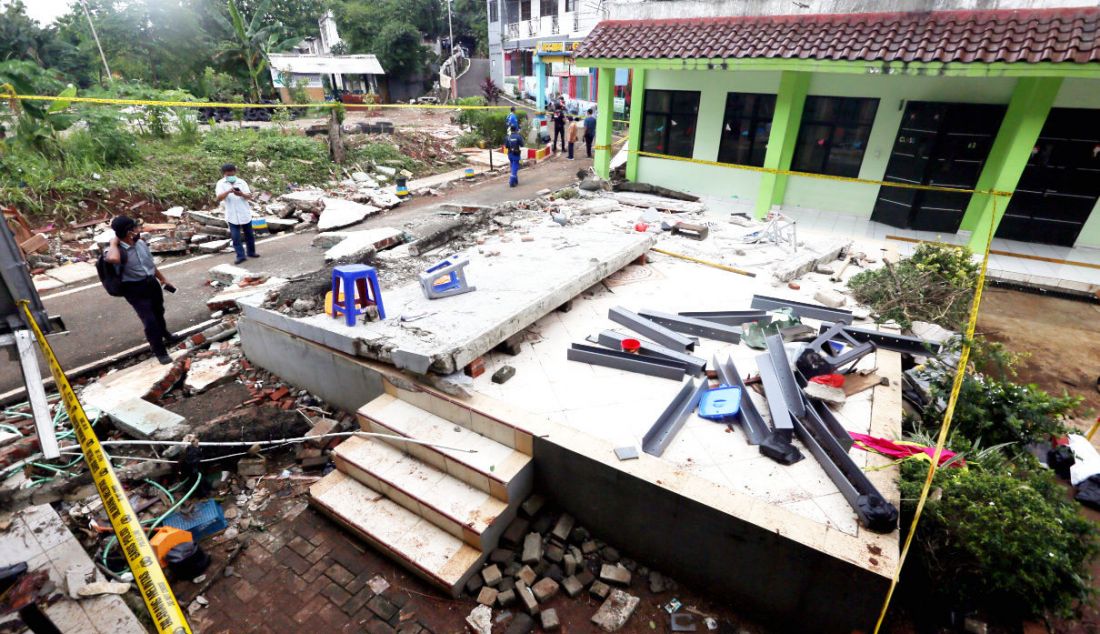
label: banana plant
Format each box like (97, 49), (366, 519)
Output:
(217, 0), (300, 102)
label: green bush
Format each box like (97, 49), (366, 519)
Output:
(900, 459), (1097, 620)
(455, 130), (482, 148)
(348, 139), (421, 175)
(848, 243), (979, 329)
(458, 108), (526, 146)
(66, 111), (140, 170)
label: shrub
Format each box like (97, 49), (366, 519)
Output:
(65, 109), (139, 170)
(848, 242), (978, 329)
(899, 459), (1097, 620)
(455, 130), (482, 148)
(458, 108), (526, 146)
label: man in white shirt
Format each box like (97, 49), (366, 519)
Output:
(214, 163), (259, 264)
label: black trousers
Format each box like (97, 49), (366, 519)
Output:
(553, 125), (565, 151)
(121, 277), (168, 357)
(584, 133), (594, 157)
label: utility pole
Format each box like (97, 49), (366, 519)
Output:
(447, 0), (457, 100)
(78, 0), (112, 81)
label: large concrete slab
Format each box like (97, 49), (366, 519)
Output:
(240, 212), (656, 374)
(80, 354), (186, 414)
(105, 397), (188, 439)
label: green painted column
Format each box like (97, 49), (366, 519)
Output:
(754, 71), (810, 218)
(625, 67), (646, 182)
(593, 67), (616, 179)
(962, 76), (1062, 252)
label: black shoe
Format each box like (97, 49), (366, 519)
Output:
(164, 334), (185, 347)
(156, 354), (173, 365)
(248, 253), (260, 258)
(234, 258), (246, 265)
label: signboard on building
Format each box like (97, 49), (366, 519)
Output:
(537, 41), (581, 62)
(613, 97), (626, 114)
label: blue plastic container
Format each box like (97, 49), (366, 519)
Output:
(698, 386), (743, 421)
(162, 499), (227, 541)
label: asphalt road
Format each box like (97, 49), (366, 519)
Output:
(1, 153), (588, 397)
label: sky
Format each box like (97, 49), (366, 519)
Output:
(16, 0), (76, 25)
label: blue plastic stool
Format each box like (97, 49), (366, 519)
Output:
(332, 264), (385, 326)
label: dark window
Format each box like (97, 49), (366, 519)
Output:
(640, 90), (700, 158)
(718, 93), (776, 167)
(565, 0), (575, 10)
(540, 0), (558, 15)
(505, 0), (519, 22)
(521, 0), (531, 20)
(791, 96), (878, 177)
(489, 0), (499, 22)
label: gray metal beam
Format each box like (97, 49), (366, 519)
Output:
(608, 307), (696, 352)
(713, 354), (767, 445)
(567, 344), (687, 380)
(817, 323), (942, 355)
(678, 310), (772, 327)
(591, 330), (706, 376)
(642, 378), (708, 457)
(754, 354), (794, 441)
(637, 309), (742, 343)
(750, 294), (854, 324)
(12, 330), (59, 460)
(765, 334), (805, 418)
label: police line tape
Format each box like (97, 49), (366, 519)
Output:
(17, 301), (191, 634)
(1, 92), (511, 110)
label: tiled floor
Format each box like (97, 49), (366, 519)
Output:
(778, 206), (1100, 293)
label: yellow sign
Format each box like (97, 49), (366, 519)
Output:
(18, 301), (192, 634)
(537, 41), (565, 54)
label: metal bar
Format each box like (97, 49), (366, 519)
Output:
(750, 294), (855, 324)
(679, 310), (772, 326)
(713, 354), (767, 445)
(817, 323), (942, 355)
(608, 306), (696, 352)
(791, 416), (862, 511)
(637, 309), (742, 343)
(642, 377), (707, 457)
(793, 369), (854, 450)
(13, 330), (59, 460)
(765, 334), (805, 417)
(755, 354), (794, 441)
(591, 330), (706, 376)
(796, 322), (876, 377)
(567, 344), (687, 380)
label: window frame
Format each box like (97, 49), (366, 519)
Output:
(489, 0), (499, 23)
(540, 0), (558, 16)
(521, 0), (532, 20)
(717, 92), (777, 168)
(639, 89), (701, 159)
(791, 96), (879, 178)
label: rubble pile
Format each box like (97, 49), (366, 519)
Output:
(465, 494), (682, 633)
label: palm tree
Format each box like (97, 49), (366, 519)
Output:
(217, 0), (299, 102)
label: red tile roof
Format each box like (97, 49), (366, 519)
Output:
(576, 8), (1100, 64)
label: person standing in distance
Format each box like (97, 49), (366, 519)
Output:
(583, 108), (597, 158)
(215, 164), (259, 265)
(506, 106), (519, 134)
(551, 98), (566, 153)
(566, 116), (579, 161)
(104, 216), (178, 365)
(505, 125), (524, 187)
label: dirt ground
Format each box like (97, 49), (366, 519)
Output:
(977, 288), (1100, 419)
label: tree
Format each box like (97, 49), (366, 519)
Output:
(217, 0), (299, 101)
(233, 0), (328, 37)
(334, 0), (438, 78)
(375, 21), (430, 79)
(450, 0), (488, 56)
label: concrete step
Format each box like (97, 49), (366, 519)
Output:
(334, 435), (515, 551)
(359, 393), (533, 503)
(310, 470), (482, 597)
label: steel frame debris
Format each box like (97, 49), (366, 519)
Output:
(765, 334), (805, 417)
(796, 322), (876, 377)
(817, 323), (942, 355)
(750, 294), (855, 324)
(678, 310), (772, 326)
(637, 309), (742, 343)
(754, 354), (794, 441)
(591, 330), (706, 376)
(642, 377), (708, 457)
(713, 354), (767, 445)
(608, 306), (697, 352)
(567, 343), (687, 380)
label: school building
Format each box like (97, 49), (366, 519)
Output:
(576, 7), (1100, 252)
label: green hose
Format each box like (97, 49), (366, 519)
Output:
(144, 479), (177, 506)
(0, 424), (21, 436)
(101, 474), (202, 574)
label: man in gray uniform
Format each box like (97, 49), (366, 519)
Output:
(104, 216), (178, 364)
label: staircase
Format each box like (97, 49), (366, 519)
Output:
(310, 384), (534, 596)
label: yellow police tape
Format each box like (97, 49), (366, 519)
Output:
(17, 300), (191, 634)
(1, 92), (511, 110)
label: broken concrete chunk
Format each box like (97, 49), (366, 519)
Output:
(515, 580), (539, 615)
(591, 589), (640, 632)
(208, 264), (251, 286)
(317, 198), (380, 232)
(476, 586), (498, 606)
(198, 239), (231, 253)
(465, 604), (492, 634)
(804, 381), (846, 405)
(81, 355), (186, 413)
(186, 210), (228, 228)
(600, 563), (631, 586)
(280, 190), (326, 212)
(316, 227), (403, 262)
(813, 289), (847, 308)
(531, 577), (559, 602)
(550, 513), (575, 542)
(521, 533), (543, 565)
(184, 355), (240, 394)
(105, 398), (187, 441)
(540, 608), (560, 631)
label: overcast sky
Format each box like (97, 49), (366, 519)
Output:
(15, 0), (76, 25)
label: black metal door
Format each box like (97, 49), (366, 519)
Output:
(871, 102), (1005, 232)
(995, 108), (1100, 247)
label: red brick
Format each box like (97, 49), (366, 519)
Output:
(464, 357), (486, 378)
(270, 386), (290, 401)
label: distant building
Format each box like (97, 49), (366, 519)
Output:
(487, 0), (608, 112)
(269, 12), (386, 103)
(577, 2), (1100, 253)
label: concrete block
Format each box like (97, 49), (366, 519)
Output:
(305, 417), (340, 448)
(482, 564), (502, 587)
(591, 589), (640, 632)
(184, 355), (239, 393)
(515, 581), (539, 615)
(476, 586), (498, 606)
(550, 514), (575, 542)
(576, 569), (595, 588)
(44, 262), (98, 285)
(198, 239), (231, 253)
(504, 612), (535, 634)
(545, 543), (564, 563)
(581, 540), (599, 555)
(600, 563), (631, 586)
(531, 577), (559, 602)
(517, 565), (537, 586)
(186, 210), (228, 228)
(589, 580), (611, 599)
(502, 518), (530, 545)
(208, 264), (250, 285)
(489, 548), (514, 565)
(540, 608), (560, 631)
(521, 533), (543, 564)
(317, 198), (379, 232)
(561, 575), (584, 598)
(563, 553), (577, 577)
(521, 494), (546, 517)
(496, 589), (515, 607)
(105, 398), (187, 440)
(491, 365), (516, 384)
(813, 289), (847, 308)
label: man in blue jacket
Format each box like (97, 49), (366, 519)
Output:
(506, 106), (519, 133)
(583, 108), (597, 158)
(505, 125), (524, 187)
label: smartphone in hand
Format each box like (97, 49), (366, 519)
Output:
(163, 284), (177, 293)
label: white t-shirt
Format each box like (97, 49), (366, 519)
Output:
(215, 177), (253, 225)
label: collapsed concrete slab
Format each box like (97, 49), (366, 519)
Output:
(770, 238), (850, 282)
(43, 261), (98, 286)
(208, 264), (251, 286)
(105, 397), (188, 440)
(186, 210), (228, 228)
(611, 192), (705, 214)
(184, 355), (240, 393)
(207, 277), (289, 312)
(317, 198), (380, 232)
(80, 355), (187, 414)
(314, 228), (404, 262)
(281, 190), (326, 213)
(239, 212), (656, 374)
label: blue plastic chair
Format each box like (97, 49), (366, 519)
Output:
(331, 264), (385, 326)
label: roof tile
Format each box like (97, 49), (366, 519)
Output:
(576, 8), (1100, 64)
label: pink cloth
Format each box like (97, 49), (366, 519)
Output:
(849, 432), (963, 467)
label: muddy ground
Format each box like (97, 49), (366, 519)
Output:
(977, 288), (1100, 419)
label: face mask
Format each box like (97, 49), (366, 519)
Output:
(226, 176), (237, 183)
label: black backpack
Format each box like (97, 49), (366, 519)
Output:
(96, 246), (127, 297)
